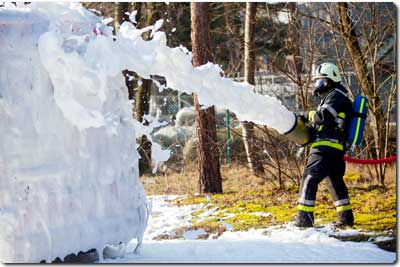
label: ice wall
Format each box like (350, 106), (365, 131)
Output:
(0, 4), (147, 263)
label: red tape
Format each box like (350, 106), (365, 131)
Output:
(344, 155), (397, 165)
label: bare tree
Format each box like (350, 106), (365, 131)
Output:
(223, 3), (243, 77)
(191, 2), (223, 193)
(248, 3), (318, 186)
(336, 2), (395, 184)
(255, 2), (395, 185)
(241, 2), (266, 178)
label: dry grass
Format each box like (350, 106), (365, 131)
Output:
(140, 165), (198, 195)
(141, 162), (396, 195)
(141, 163), (278, 195)
(344, 163), (397, 185)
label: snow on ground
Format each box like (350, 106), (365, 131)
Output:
(141, 195), (203, 241)
(103, 195), (396, 264)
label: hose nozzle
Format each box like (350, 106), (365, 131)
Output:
(283, 113), (312, 146)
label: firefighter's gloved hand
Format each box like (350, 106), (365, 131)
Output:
(297, 111), (308, 123)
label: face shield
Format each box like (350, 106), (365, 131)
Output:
(313, 78), (329, 96)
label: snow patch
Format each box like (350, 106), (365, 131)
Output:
(183, 229), (208, 240)
(104, 197), (395, 263)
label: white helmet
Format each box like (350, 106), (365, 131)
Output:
(313, 62), (342, 83)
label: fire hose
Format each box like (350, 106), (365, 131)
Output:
(343, 155), (397, 165)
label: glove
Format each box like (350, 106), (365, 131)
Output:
(297, 111), (308, 123)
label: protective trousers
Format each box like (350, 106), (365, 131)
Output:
(296, 152), (354, 227)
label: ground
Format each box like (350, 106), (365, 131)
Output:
(141, 163), (396, 245)
(97, 163), (397, 263)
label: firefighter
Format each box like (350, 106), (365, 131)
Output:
(295, 62), (354, 228)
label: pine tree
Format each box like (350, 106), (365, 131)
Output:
(190, 2), (223, 193)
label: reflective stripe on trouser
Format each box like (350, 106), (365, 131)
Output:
(298, 204), (314, 212)
(298, 173), (321, 212)
(334, 198), (352, 212)
(325, 176), (352, 212)
(336, 204), (352, 212)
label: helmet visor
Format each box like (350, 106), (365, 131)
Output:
(314, 78), (328, 90)
(314, 78), (330, 96)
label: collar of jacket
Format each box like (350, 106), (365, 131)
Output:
(320, 83), (348, 101)
(335, 83), (349, 95)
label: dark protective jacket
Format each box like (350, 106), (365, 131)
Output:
(304, 83), (353, 157)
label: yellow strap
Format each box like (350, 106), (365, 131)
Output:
(298, 204), (314, 212)
(336, 204), (352, 212)
(353, 98), (365, 144)
(311, 140), (344, 151)
(337, 112), (346, 119)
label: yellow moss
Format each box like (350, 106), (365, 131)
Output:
(224, 202), (266, 214)
(354, 213), (396, 231)
(175, 196), (208, 206)
(192, 218), (224, 233)
(174, 178), (396, 235)
(344, 172), (362, 181)
(265, 205), (297, 223)
(191, 209), (207, 217)
(224, 213), (273, 231)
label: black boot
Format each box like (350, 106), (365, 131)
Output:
(335, 210), (354, 228)
(295, 210), (314, 228)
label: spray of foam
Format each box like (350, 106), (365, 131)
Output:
(37, 4), (295, 135)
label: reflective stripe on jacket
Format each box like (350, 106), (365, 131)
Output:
(307, 84), (353, 154)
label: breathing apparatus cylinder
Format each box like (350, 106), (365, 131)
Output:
(347, 95), (368, 146)
(283, 112), (312, 146)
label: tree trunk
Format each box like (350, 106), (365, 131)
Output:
(190, 2), (223, 194)
(337, 2), (387, 184)
(135, 79), (153, 175)
(135, 79), (152, 122)
(136, 3), (154, 175)
(116, 2), (153, 175)
(114, 2), (130, 33)
(241, 2), (265, 177)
